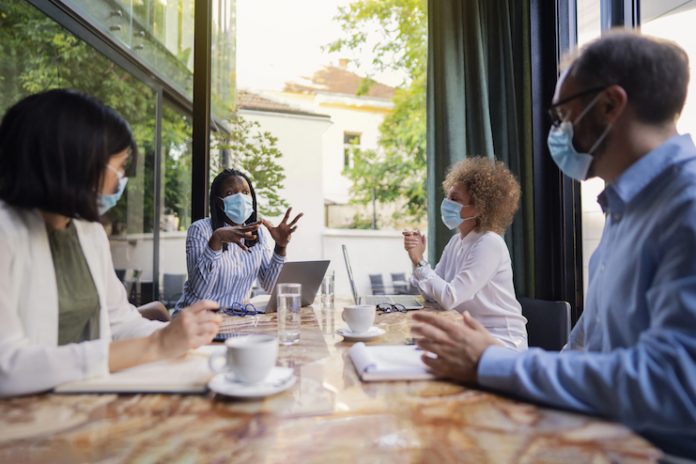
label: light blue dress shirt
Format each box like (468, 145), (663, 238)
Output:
(478, 134), (696, 458)
(174, 218), (284, 312)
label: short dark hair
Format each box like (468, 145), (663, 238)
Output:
(0, 89), (137, 221)
(569, 30), (689, 124)
(209, 168), (259, 249)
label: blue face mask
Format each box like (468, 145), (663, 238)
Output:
(547, 93), (612, 181)
(440, 198), (476, 230)
(98, 168), (128, 215)
(220, 193), (254, 224)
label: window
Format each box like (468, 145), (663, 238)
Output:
(343, 132), (361, 169)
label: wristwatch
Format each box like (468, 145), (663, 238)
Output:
(416, 258), (429, 268)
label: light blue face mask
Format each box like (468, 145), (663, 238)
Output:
(98, 167), (128, 215)
(440, 198), (476, 230)
(547, 93), (612, 181)
(220, 192), (254, 224)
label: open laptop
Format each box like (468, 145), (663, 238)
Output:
(342, 245), (423, 310)
(252, 260), (330, 313)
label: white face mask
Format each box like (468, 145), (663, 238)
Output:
(440, 198), (477, 230)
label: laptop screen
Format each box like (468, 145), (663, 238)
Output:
(342, 244), (359, 305)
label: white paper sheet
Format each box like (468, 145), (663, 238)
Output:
(348, 342), (435, 381)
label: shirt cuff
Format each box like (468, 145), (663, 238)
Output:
(203, 244), (223, 261)
(477, 345), (522, 391)
(413, 264), (435, 281)
(82, 339), (110, 379)
(271, 252), (285, 265)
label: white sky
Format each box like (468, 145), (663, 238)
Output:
(235, 0), (405, 91)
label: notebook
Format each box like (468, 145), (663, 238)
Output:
(342, 244), (423, 310)
(348, 342), (435, 382)
(54, 345), (224, 394)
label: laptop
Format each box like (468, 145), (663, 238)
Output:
(252, 260), (330, 313)
(342, 245), (423, 310)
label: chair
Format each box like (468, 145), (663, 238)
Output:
(162, 273), (186, 308)
(390, 272), (409, 294)
(369, 274), (386, 295)
(115, 268), (126, 282)
(519, 297), (571, 351)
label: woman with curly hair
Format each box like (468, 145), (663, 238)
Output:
(403, 156), (527, 349)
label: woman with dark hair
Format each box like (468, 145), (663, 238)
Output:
(0, 89), (221, 397)
(174, 169), (302, 313)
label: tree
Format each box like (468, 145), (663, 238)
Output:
(329, 0), (427, 224)
(211, 116), (288, 217)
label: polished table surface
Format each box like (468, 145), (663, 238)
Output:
(0, 304), (661, 463)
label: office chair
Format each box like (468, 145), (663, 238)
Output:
(518, 297), (571, 351)
(390, 272), (409, 294)
(162, 273), (186, 308)
(369, 274), (387, 295)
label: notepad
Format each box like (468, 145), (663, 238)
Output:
(54, 345), (225, 394)
(348, 342), (435, 382)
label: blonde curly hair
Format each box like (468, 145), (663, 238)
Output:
(442, 157), (521, 234)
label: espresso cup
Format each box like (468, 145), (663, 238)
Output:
(209, 334), (278, 384)
(342, 304), (376, 333)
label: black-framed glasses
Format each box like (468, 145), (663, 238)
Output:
(376, 303), (407, 314)
(547, 85), (609, 127)
(220, 303), (258, 317)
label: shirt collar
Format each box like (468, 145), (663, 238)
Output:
(598, 134), (696, 213)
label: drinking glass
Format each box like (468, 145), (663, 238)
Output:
(320, 270), (335, 308)
(277, 283), (302, 345)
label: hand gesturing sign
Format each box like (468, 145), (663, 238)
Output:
(261, 207), (303, 250)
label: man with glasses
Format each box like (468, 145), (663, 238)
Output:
(412, 31), (696, 458)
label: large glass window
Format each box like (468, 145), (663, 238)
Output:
(0, 1), (157, 305)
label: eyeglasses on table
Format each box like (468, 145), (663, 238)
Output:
(219, 303), (258, 317)
(376, 303), (407, 314)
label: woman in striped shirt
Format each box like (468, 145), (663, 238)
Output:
(174, 169), (302, 312)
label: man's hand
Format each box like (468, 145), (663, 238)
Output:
(411, 311), (500, 384)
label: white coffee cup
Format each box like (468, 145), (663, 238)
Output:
(342, 304), (376, 333)
(208, 334), (278, 384)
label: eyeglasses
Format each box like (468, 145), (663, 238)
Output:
(547, 85), (609, 127)
(219, 303), (258, 317)
(376, 303), (407, 314)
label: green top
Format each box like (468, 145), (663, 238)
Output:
(47, 221), (100, 345)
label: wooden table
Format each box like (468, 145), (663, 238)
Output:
(0, 305), (661, 463)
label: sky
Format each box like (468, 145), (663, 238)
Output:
(235, 0), (405, 91)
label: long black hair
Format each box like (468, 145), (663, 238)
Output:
(209, 168), (258, 249)
(0, 89), (137, 222)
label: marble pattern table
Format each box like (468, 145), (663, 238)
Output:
(0, 305), (661, 463)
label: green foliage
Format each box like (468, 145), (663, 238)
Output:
(329, 0), (427, 224)
(212, 117), (288, 217)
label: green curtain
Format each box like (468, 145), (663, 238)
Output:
(426, 0), (534, 295)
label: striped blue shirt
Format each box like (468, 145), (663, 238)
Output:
(174, 218), (284, 312)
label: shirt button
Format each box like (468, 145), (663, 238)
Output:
(613, 213), (621, 221)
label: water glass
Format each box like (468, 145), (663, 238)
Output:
(277, 283), (302, 345)
(320, 270), (335, 308)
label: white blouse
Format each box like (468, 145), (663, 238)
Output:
(411, 231), (527, 349)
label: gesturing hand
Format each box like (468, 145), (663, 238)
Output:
(209, 222), (260, 252)
(403, 230), (426, 265)
(411, 311), (500, 384)
(261, 207), (303, 250)
(155, 300), (221, 359)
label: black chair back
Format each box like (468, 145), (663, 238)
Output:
(519, 297), (571, 351)
(390, 272), (409, 294)
(369, 274), (386, 295)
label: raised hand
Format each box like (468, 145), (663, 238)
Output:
(209, 222), (260, 252)
(402, 230), (426, 265)
(261, 207), (303, 252)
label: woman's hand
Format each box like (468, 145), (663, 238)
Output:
(261, 207), (303, 254)
(209, 223), (260, 252)
(403, 230), (426, 265)
(153, 300), (221, 359)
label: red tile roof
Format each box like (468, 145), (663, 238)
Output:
(284, 66), (395, 100)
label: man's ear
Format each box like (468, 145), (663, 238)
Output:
(603, 84), (628, 123)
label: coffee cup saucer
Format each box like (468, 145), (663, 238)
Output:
(208, 367), (295, 398)
(336, 326), (385, 341)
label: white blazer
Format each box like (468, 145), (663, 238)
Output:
(0, 200), (165, 397)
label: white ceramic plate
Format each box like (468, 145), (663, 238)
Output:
(336, 326), (386, 341)
(208, 367), (296, 398)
